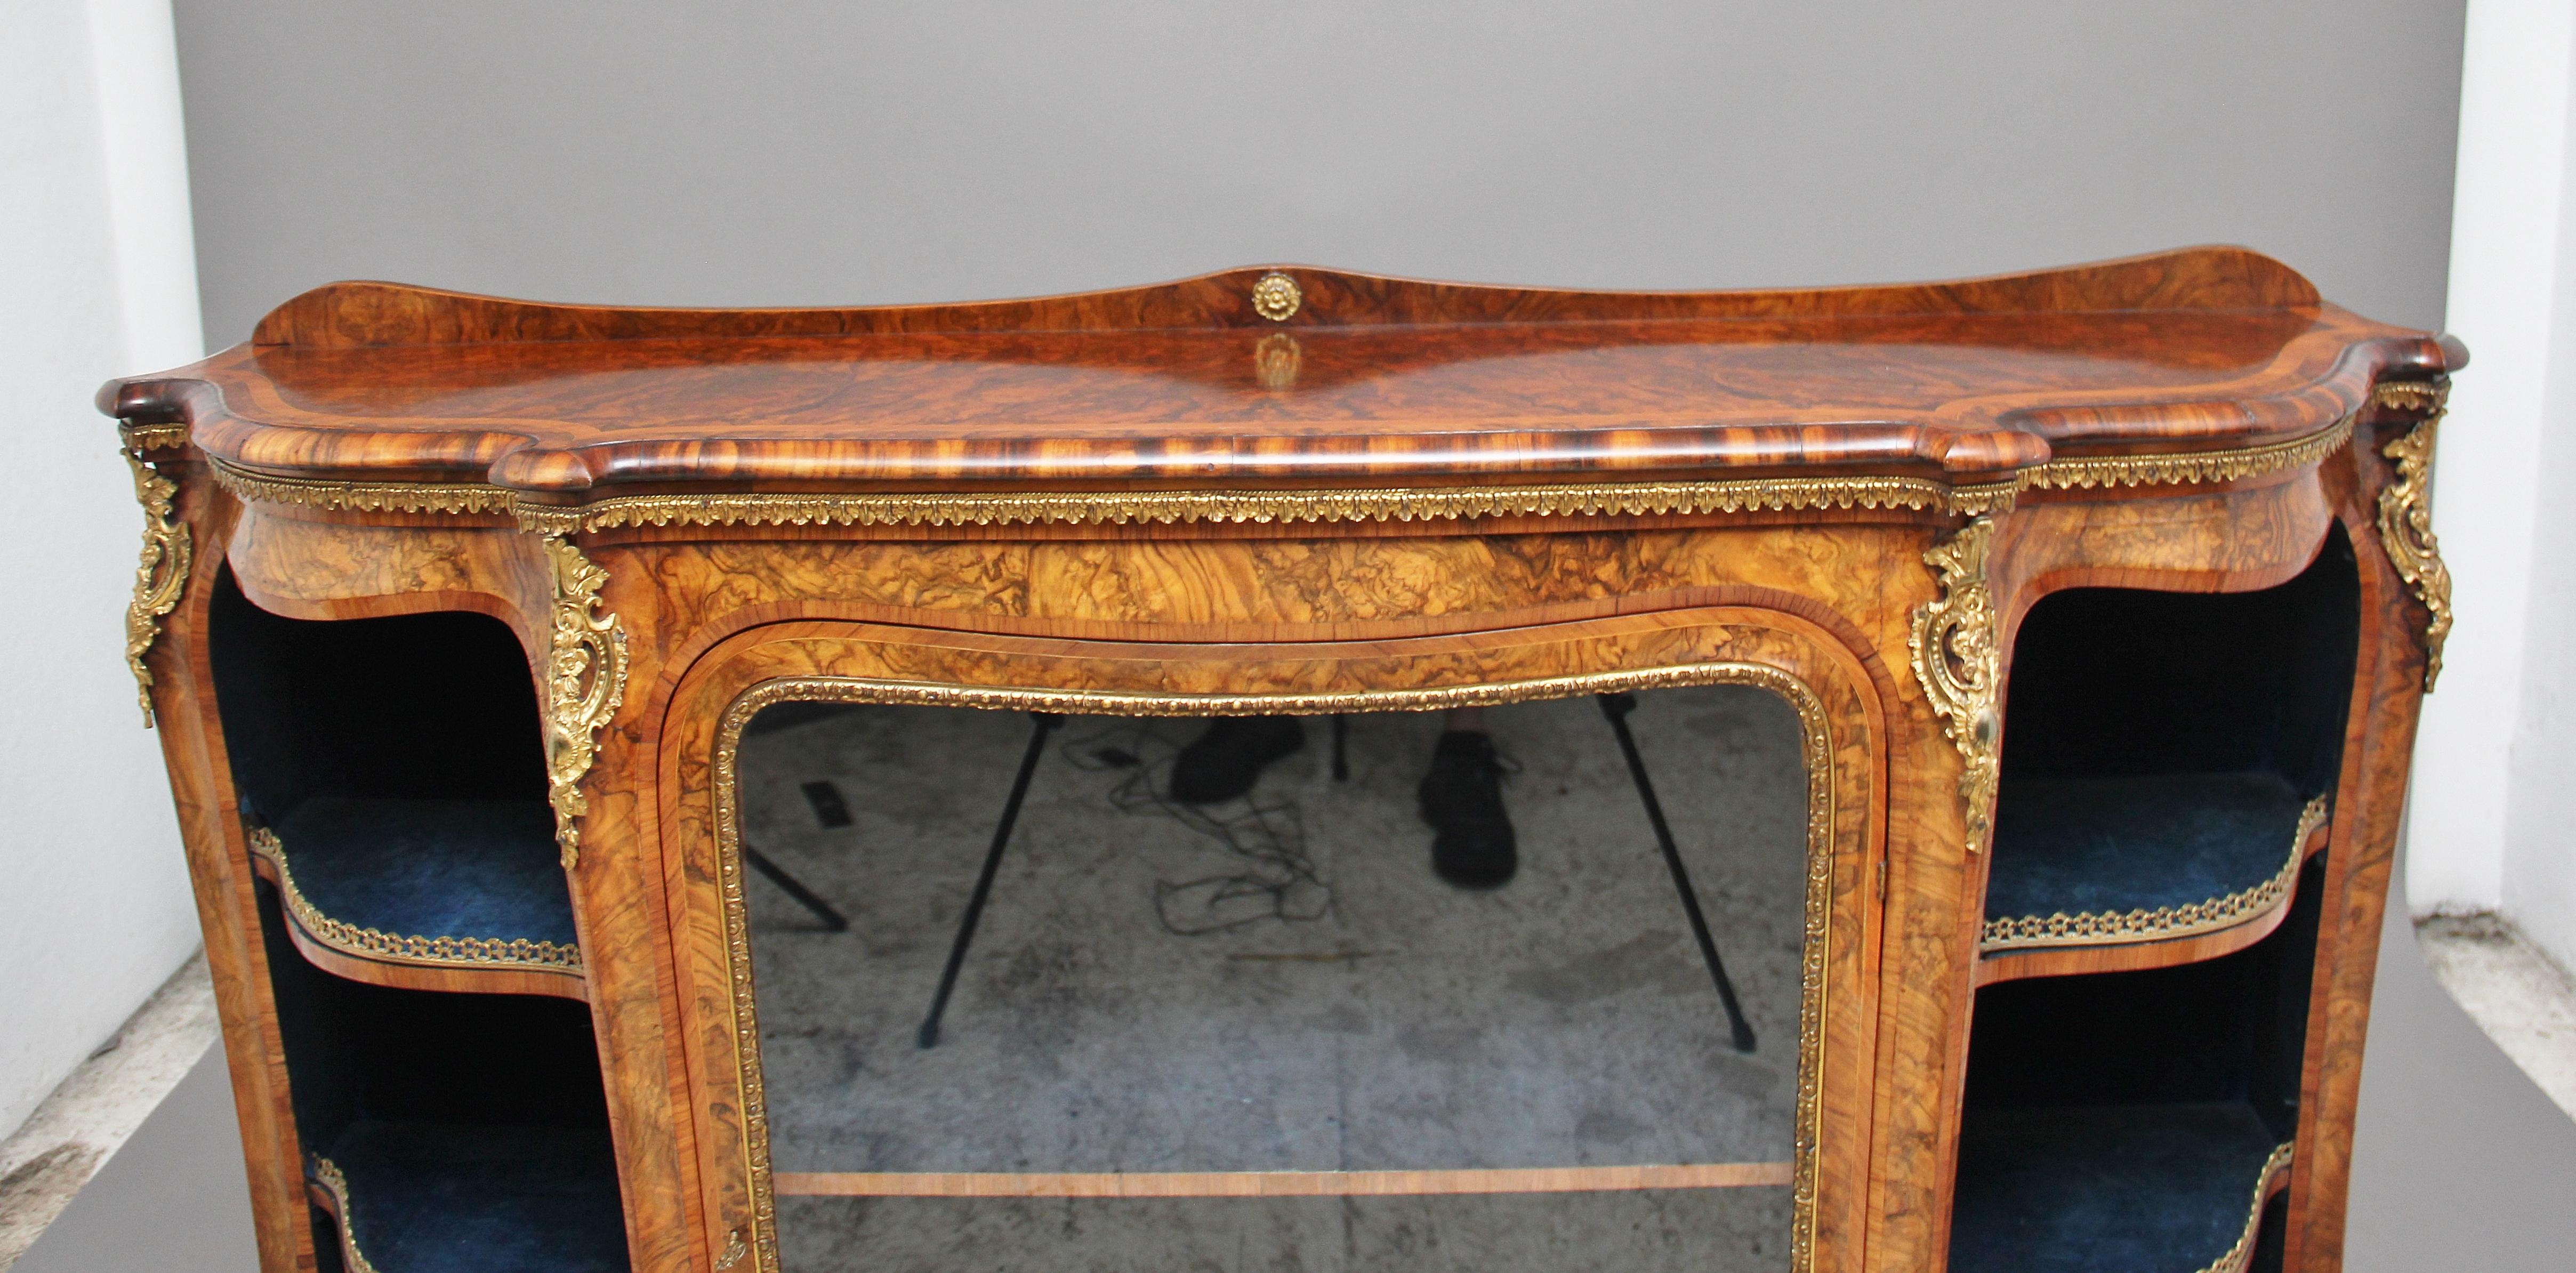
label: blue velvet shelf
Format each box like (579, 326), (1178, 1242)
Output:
(249, 798), (583, 984)
(1983, 773), (2326, 953)
(1948, 1103), (2289, 1273)
(308, 1120), (629, 1273)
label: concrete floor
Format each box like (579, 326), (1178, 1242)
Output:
(0, 953), (219, 1268)
(15, 688), (2576, 1271)
(2415, 913), (2576, 1118)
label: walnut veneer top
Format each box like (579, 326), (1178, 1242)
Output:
(101, 247), (2458, 498)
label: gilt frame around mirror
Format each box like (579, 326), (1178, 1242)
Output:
(698, 655), (1845, 1273)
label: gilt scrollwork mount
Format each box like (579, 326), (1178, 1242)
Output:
(2372, 380), (2453, 690)
(1910, 515), (2004, 856)
(542, 536), (629, 869)
(121, 440), (192, 728)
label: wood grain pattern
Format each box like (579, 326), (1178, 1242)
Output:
(133, 473), (323, 1272)
(2276, 417), (2428, 1273)
(106, 257), (2452, 1273)
(100, 249), (2453, 497)
(774, 1164), (1797, 1198)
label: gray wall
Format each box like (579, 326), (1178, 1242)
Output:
(172, 2), (2464, 346)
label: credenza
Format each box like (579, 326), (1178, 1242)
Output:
(100, 247), (2462, 1272)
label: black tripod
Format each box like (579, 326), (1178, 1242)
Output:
(918, 713), (1064, 1048)
(914, 711), (1340, 1049)
(1597, 693), (1758, 1053)
(742, 844), (849, 931)
(909, 704), (1755, 1054)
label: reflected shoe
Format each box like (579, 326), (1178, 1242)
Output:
(1418, 731), (1517, 889)
(1168, 716), (1306, 804)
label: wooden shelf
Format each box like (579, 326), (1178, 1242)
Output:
(247, 798), (584, 1000)
(1976, 775), (2329, 986)
(1948, 1102), (2290, 1273)
(306, 1121), (627, 1273)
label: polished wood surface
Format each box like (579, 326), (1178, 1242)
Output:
(772, 1163), (1797, 1198)
(103, 248), (2456, 494)
(103, 250), (2457, 1273)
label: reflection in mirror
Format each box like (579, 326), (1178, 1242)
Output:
(735, 686), (1812, 1271)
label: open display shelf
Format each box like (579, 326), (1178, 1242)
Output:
(1978, 536), (2359, 985)
(246, 797), (582, 996)
(212, 575), (584, 998)
(306, 1120), (626, 1273)
(1950, 1103), (2291, 1273)
(1951, 842), (2325, 1273)
(1951, 534), (2356, 1270)
(216, 573), (626, 1270)
(259, 889), (629, 1273)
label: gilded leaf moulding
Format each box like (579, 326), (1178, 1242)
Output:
(1909, 515), (2003, 856)
(2372, 381), (2453, 691)
(117, 421), (190, 454)
(544, 536), (630, 869)
(709, 664), (1841, 1273)
(123, 450), (192, 728)
(198, 410), (2358, 534)
(247, 826), (584, 972)
(2020, 411), (2354, 491)
(1982, 794), (2330, 952)
(206, 461), (517, 517)
(2372, 378), (2446, 415)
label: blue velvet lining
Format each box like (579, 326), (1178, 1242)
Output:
(275, 799), (575, 948)
(316, 1121), (628, 1273)
(1948, 1103), (2280, 1273)
(1986, 772), (2312, 922)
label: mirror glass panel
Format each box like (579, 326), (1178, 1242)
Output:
(737, 686), (1812, 1271)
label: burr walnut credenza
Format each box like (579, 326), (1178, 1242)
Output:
(100, 247), (2462, 1273)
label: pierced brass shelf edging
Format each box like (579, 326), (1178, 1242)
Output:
(2196, 1141), (2296, 1273)
(247, 825), (583, 972)
(122, 448), (192, 728)
(544, 537), (629, 869)
(2373, 380), (2453, 690)
(708, 663), (1841, 1273)
(1981, 794), (2329, 952)
(198, 412), (2360, 534)
(308, 1156), (385, 1273)
(1910, 515), (2003, 855)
